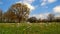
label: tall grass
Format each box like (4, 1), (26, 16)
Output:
(0, 23), (60, 34)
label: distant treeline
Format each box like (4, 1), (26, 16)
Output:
(28, 16), (60, 23)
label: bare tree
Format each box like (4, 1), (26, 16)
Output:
(47, 13), (55, 22)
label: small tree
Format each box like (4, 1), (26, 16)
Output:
(47, 13), (55, 22)
(27, 17), (37, 23)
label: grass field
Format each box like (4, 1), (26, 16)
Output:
(0, 22), (60, 34)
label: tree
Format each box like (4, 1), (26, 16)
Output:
(7, 3), (30, 22)
(54, 17), (60, 22)
(37, 18), (42, 23)
(27, 17), (37, 23)
(0, 9), (3, 22)
(47, 13), (55, 22)
(3, 9), (17, 22)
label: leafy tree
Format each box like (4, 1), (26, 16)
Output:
(7, 3), (30, 22)
(27, 17), (37, 23)
(3, 9), (16, 22)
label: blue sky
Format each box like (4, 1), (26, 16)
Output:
(0, 0), (60, 19)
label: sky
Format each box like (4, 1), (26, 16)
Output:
(0, 0), (60, 19)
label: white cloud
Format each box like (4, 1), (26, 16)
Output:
(41, 0), (57, 6)
(41, 0), (47, 6)
(53, 6), (60, 13)
(54, 14), (60, 19)
(41, 2), (46, 6)
(24, 3), (35, 11)
(48, 0), (57, 3)
(22, 0), (35, 3)
(30, 13), (49, 19)
(16, 0), (35, 11)
(18, 0), (35, 4)
(32, 14), (44, 19)
(55, 15), (60, 17)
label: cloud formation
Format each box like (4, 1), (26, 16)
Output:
(21, 0), (35, 3)
(41, 0), (57, 6)
(41, 0), (47, 6)
(31, 14), (45, 19)
(16, 0), (35, 11)
(24, 3), (35, 11)
(53, 5), (60, 13)
(48, 0), (57, 3)
(30, 13), (49, 19)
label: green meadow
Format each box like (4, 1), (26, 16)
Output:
(0, 23), (60, 34)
